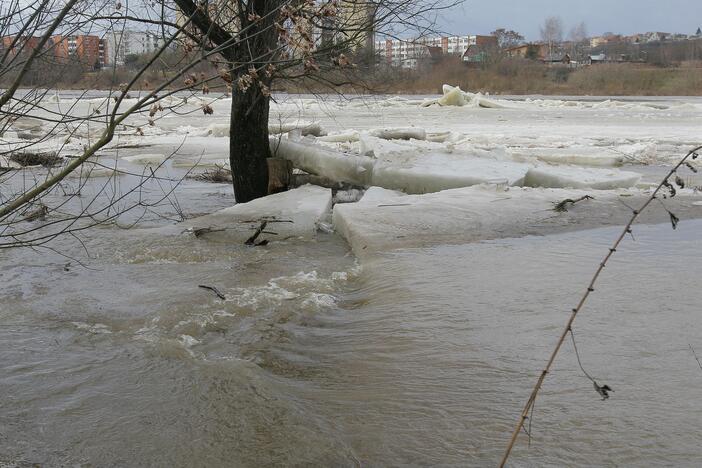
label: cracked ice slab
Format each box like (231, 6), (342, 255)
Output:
(372, 153), (530, 194)
(121, 153), (167, 165)
(510, 147), (625, 167)
(271, 138), (374, 186)
(182, 184), (332, 242)
(272, 138), (531, 194)
(332, 185), (625, 257)
(523, 166), (641, 190)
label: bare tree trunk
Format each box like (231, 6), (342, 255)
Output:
(229, 85), (271, 203)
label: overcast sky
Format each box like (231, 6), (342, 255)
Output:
(440, 0), (702, 40)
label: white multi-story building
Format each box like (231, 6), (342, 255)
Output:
(375, 35), (496, 69)
(106, 30), (163, 66)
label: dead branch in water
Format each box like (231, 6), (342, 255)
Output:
(188, 166), (232, 183)
(245, 221), (269, 246)
(198, 284), (226, 300)
(500, 144), (702, 467)
(553, 195), (594, 212)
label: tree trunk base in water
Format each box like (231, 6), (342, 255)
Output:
(267, 158), (293, 194)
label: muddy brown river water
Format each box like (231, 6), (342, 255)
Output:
(2, 210), (702, 466)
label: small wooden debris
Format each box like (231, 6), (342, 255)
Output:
(553, 195), (594, 212)
(192, 227), (225, 237)
(245, 221), (268, 245)
(198, 284), (226, 300)
(189, 166), (232, 183)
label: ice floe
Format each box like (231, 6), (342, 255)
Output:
(368, 127), (427, 141)
(271, 137), (374, 186)
(372, 153), (529, 193)
(332, 185), (622, 256)
(182, 184), (332, 242)
(273, 136), (652, 193)
(122, 153), (167, 165)
(423, 85), (507, 109)
(523, 166), (641, 190)
(510, 147), (625, 167)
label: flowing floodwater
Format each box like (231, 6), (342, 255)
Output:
(2, 212), (702, 466)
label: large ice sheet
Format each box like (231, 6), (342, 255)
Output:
(511, 147), (624, 167)
(358, 134), (414, 157)
(272, 138), (530, 193)
(271, 137), (374, 186)
(318, 130), (360, 143)
(269, 121), (326, 137)
(523, 166), (641, 190)
(372, 153), (529, 194)
(332, 185), (618, 256)
(369, 127), (427, 141)
(122, 153), (167, 165)
(183, 184), (332, 242)
(358, 186), (406, 203)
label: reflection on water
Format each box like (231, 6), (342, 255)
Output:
(2, 218), (702, 466)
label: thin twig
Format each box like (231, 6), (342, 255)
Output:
(198, 284), (226, 300)
(245, 220), (268, 245)
(690, 345), (702, 373)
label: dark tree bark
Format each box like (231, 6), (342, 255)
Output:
(229, 85), (271, 202)
(173, 0), (276, 202)
(225, 0), (278, 202)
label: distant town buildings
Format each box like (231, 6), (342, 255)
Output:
(2, 21), (699, 74)
(589, 30), (701, 48)
(105, 30), (163, 66)
(505, 43), (548, 60)
(0, 29), (171, 69)
(52, 35), (108, 68)
(1, 34), (108, 68)
(375, 35), (497, 69)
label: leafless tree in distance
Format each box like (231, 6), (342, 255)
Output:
(540, 16), (563, 58)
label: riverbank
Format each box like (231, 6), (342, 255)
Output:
(13, 61), (702, 97)
(379, 62), (702, 96)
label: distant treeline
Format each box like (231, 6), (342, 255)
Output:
(378, 59), (702, 96)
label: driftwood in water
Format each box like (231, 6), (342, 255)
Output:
(245, 220), (269, 246)
(553, 195), (594, 212)
(198, 284), (226, 300)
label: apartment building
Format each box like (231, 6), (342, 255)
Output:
(1, 35), (42, 55)
(51, 35), (108, 68)
(375, 35), (497, 69)
(106, 30), (163, 66)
